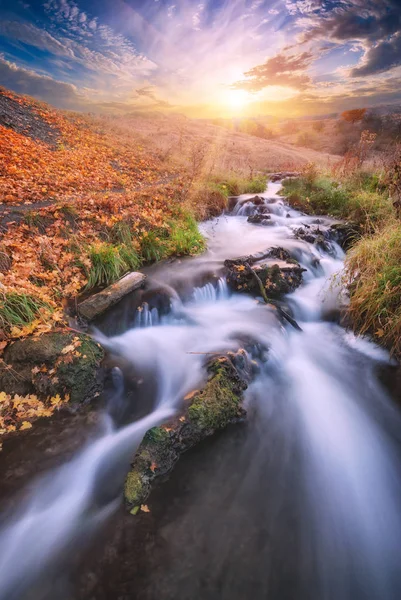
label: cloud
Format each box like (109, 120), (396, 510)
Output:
(301, 1), (401, 43)
(232, 51), (314, 92)
(0, 56), (88, 109)
(135, 85), (172, 108)
(296, 1), (401, 78)
(352, 33), (401, 77)
(0, 21), (71, 58)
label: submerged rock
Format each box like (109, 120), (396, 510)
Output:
(224, 247), (304, 299)
(247, 214), (272, 225)
(124, 353), (250, 511)
(0, 332), (104, 403)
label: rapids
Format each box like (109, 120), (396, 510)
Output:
(1, 181), (401, 600)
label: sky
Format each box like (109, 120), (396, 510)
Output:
(0, 0), (401, 117)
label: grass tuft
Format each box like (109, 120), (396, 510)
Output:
(86, 243), (129, 289)
(0, 292), (50, 330)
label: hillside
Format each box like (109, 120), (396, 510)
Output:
(0, 87), (339, 344)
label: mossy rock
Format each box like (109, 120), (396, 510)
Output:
(0, 332), (105, 404)
(124, 354), (249, 510)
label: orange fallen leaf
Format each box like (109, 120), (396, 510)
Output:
(140, 505), (150, 513)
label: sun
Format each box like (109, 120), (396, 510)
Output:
(227, 89), (249, 109)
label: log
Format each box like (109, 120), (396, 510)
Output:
(78, 272), (146, 321)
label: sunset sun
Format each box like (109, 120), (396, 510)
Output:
(223, 89), (251, 113)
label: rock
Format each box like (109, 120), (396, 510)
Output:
(247, 214), (272, 225)
(329, 222), (360, 251)
(124, 353), (250, 510)
(225, 248), (305, 299)
(0, 332), (104, 404)
(78, 272), (146, 321)
(293, 226), (335, 254)
(269, 171), (300, 182)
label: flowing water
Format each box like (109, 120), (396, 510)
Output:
(1, 182), (401, 600)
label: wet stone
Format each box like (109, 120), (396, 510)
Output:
(224, 248), (305, 299)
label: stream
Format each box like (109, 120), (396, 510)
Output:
(1, 181), (401, 599)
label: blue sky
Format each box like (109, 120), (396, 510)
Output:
(0, 0), (400, 116)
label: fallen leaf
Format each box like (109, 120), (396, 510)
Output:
(20, 421), (32, 430)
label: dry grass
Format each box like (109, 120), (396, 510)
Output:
(346, 224), (401, 355)
(90, 112), (339, 178)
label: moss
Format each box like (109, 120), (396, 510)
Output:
(188, 359), (242, 430)
(125, 471), (146, 507)
(144, 426), (170, 444)
(56, 337), (104, 403)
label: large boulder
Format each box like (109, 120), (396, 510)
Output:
(125, 352), (251, 511)
(0, 332), (104, 403)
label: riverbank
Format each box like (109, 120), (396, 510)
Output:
(282, 168), (401, 356)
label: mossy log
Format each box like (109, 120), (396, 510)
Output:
(125, 352), (250, 513)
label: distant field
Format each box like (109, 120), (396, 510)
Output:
(90, 112), (340, 177)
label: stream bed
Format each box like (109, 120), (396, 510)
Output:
(1, 181), (401, 600)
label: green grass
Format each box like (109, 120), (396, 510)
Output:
(281, 170), (401, 354)
(139, 230), (168, 263)
(86, 212), (205, 288)
(86, 243), (131, 289)
(211, 175), (266, 196)
(281, 175), (394, 230)
(0, 292), (50, 330)
(346, 224), (401, 355)
(168, 212), (205, 255)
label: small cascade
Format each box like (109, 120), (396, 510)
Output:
(134, 302), (160, 328)
(192, 277), (229, 303)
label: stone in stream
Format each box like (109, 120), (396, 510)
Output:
(0, 333), (104, 403)
(224, 247), (305, 299)
(124, 351), (252, 512)
(247, 214), (272, 225)
(293, 225), (334, 254)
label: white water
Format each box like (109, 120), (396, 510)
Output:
(1, 181), (401, 599)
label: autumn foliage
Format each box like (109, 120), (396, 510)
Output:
(0, 88), (203, 340)
(341, 108), (367, 124)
